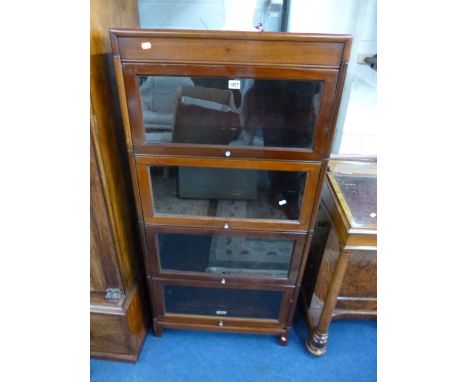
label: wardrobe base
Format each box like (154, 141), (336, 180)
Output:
(91, 282), (147, 363)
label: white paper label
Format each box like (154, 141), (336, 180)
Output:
(279, 199), (287, 206)
(141, 42), (152, 50)
(228, 80), (241, 89)
(216, 310), (227, 315)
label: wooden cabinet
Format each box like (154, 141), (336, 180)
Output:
(302, 160), (377, 356)
(90, 131), (124, 294)
(90, 0), (148, 362)
(111, 29), (351, 345)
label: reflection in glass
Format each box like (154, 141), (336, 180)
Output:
(139, 76), (323, 149)
(150, 166), (306, 221)
(164, 285), (282, 319)
(158, 232), (294, 277)
(335, 174), (377, 226)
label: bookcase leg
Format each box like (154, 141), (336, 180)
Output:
(279, 332), (289, 346)
(153, 321), (163, 337)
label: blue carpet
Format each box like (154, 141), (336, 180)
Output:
(91, 313), (376, 382)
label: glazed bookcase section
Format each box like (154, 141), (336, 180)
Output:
(109, 29), (351, 161)
(111, 29), (352, 343)
(122, 65), (338, 161)
(151, 278), (294, 327)
(145, 226), (307, 284)
(136, 156), (321, 231)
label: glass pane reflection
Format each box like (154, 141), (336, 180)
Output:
(139, 76), (323, 149)
(158, 232), (294, 278)
(164, 285), (282, 319)
(150, 165), (306, 221)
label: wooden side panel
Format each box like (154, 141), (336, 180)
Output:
(90, 0), (141, 291)
(308, 228), (377, 313)
(321, 178), (350, 244)
(126, 285), (148, 351)
(90, 135), (122, 292)
(91, 283), (148, 363)
(311, 229), (341, 303)
(302, 204), (331, 306)
(339, 250), (377, 298)
(91, 314), (132, 355)
(311, 230), (378, 300)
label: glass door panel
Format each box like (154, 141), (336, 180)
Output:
(150, 165), (306, 221)
(163, 284), (283, 320)
(138, 75), (323, 150)
(156, 232), (300, 278)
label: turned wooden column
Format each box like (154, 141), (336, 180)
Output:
(306, 246), (349, 356)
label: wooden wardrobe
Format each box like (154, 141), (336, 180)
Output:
(90, 0), (148, 362)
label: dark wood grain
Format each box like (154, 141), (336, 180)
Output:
(302, 205), (331, 306)
(90, 0), (148, 362)
(91, 0), (141, 293)
(90, 131), (122, 292)
(90, 282), (147, 363)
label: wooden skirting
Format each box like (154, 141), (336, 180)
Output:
(91, 282), (147, 363)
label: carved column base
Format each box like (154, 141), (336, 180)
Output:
(306, 330), (328, 356)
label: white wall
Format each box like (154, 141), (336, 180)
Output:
(139, 0), (272, 31)
(338, 0), (376, 155)
(139, 0), (227, 30)
(288, 0), (359, 34)
(288, 0), (377, 155)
